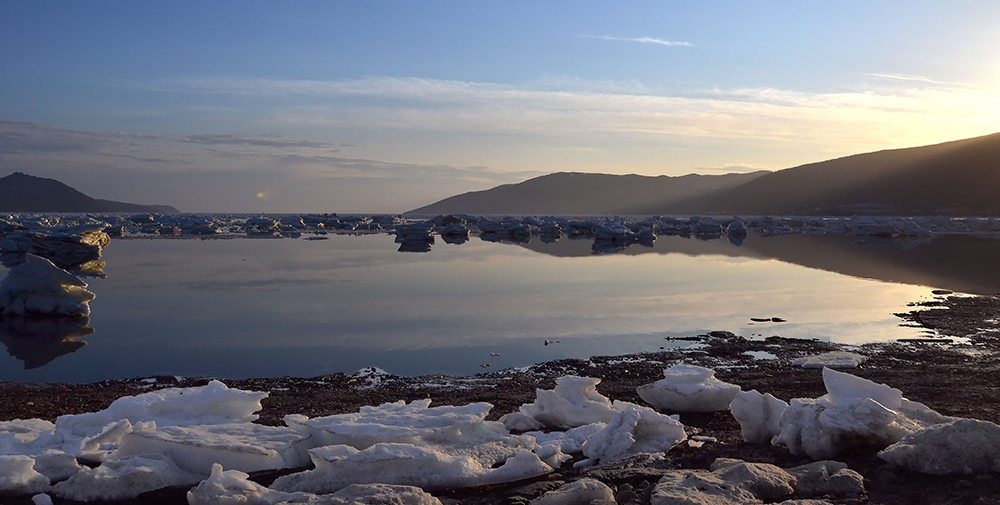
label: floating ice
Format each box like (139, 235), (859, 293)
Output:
(506, 376), (618, 430)
(791, 351), (867, 369)
(114, 422), (311, 475)
(878, 419), (1000, 474)
(582, 401), (686, 463)
(730, 390), (789, 444)
(271, 443), (552, 494)
(637, 364), (741, 413)
(529, 478), (615, 505)
(0, 229), (109, 270)
(771, 368), (954, 459)
(0, 254), (95, 317)
(0, 454), (50, 496)
(51, 453), (201, 502)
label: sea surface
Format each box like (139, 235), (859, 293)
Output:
(2, 230), (995, 383)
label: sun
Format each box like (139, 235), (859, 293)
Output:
(256, 192), (266, 199)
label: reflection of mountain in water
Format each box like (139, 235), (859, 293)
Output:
(0, 316), (93, 369)
(518, 233), (1000, 295)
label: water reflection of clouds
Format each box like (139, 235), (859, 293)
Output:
(1, 232), (953, 381)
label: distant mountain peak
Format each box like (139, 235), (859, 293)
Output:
(408, 132), (1000, 217)
(0, 172), (180, 213)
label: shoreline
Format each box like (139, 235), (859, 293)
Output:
(2, 294), (999, 504)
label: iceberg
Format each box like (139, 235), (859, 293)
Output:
(0, 254), (95, 317)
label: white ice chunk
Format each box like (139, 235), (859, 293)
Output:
(879, 419), (1000, 474)
(186, 463), (306, 505)
(792, 351), (868, 369)
(582, 402), (686, 463)
(52, 453), (201, 502)
(637, 364), (741, 412)
(772, 368), (954, 459)
(0, 254), (94, 317)
(55, 380), (267, 454)
(499, 411), (544, 432)
(0, 454), (50, 496)
(33, 449), (84, 482)
(822, 367), (901, 409)
(0, 419), (57, 455)
(271, 443), (552, 495)
(730, 390), (789, 444)
(114, 422), (311, 475)
(284, 399), (498, 450)
(529, 478), (615, 505)
(31, 493), (54, 505)
(516, 376), (618, 430)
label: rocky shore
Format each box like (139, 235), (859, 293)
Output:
(2, 294), (999, 505)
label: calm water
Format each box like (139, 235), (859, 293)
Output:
(2, 231), (992, 383)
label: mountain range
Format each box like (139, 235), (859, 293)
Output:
(0, 172), (179, 213)
(409, 132), (1000, 216)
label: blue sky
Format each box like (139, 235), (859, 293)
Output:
(2, 1), (999, 212)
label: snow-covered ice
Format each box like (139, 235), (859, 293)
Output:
(636, 364), (741, 412)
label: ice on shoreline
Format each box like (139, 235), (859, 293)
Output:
(734, 367), (956, 459)
(636, 364), (742, 412)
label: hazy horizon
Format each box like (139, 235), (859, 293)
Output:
(3, 2), (1000, 213)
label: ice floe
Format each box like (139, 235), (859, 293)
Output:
(0, 253), (95, 317)
(636, 364), (742, 413)
(729, 390), (789, 444)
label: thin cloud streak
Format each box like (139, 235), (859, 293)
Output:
(583, 35), (693, 47)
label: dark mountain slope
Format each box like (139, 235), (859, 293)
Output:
(676, 132), (1000, 216)
(408, 171), (767, 215)
(0, 172), (179, 213)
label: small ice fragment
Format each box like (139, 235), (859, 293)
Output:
(791, 351), (867, 369)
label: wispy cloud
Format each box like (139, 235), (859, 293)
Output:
(583, 35), (693, 47)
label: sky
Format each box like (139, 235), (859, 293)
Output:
(2, 1), (1000, 213)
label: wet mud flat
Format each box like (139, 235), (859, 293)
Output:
(2, 294), (999, 504)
